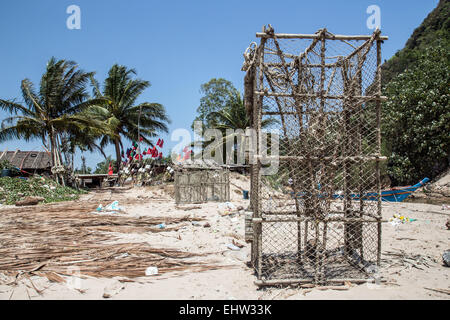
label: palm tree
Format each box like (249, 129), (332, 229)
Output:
(89, 64), (170, 171)
(0, 57), (106, 184)
(207, 92), (277, 164)
(60, 129), (108, 171)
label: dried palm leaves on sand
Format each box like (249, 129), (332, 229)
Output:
(0, 202), (222, 281)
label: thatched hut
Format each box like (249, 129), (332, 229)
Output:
(0, 150), (52, 176)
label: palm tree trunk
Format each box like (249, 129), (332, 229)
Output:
(93, 143), (108, 160)
(49, 130), (59, 184)
(49, 127), (65, 186)
(49, 132), (57, 168)
(114, 138), (121, 173)
(71, 152), (75, 174)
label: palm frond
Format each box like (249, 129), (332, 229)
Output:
(0, 99), (34, 117)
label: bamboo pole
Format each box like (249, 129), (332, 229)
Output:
(342, 59), (352, 257)
(261, 209), (381, 218)
(256, 155), (387, 162)
(356, 51), (365, 259)
(252, 216), (385, 223)
(255, 278), (372, 286)
(255, 37), (266, 279)
(321, 221), (328, 283)
(293, 51), (305, 262)
(245, 65), (257, 266)
(265, 62), (338, 68)
(256, 32), (388, 41)
(254, 91), (388, 101)
(315, 34), (327, 284)
(376, 39), (383, 266)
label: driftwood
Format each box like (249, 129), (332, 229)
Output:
(15, 196), (45, 206)
(423, 287), (450, 295)
(176, 205), (202, 211)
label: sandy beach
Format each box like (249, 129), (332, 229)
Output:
(0, 173), (448, 300)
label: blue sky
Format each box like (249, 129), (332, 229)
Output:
(0, 0), (439, 169)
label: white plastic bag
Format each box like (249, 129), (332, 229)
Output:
(145, 266), (159, 276)
(105, 201), (122, 212)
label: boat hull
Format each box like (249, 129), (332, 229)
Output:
(291, 178), (430, 203)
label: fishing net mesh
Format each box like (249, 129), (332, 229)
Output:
(248, 29), (384, 284)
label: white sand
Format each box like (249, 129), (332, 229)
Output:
(0, 175), (449, 300)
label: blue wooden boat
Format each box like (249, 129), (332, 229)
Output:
(332, 178), (430, 202)
(290, 178), (430, 203)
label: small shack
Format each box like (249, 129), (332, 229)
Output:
(174, 159), (230, 204)
(75, 174), (119, 188)
(0, 150), (52, 176)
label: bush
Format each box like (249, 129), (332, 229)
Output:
(0, 160), (15, 170)
(0, 176), (86, 205)
(382, 42), (450, 185)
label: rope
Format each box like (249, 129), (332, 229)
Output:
(242, 42), (258, 71)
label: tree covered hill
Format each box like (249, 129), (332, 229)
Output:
(381, 0), (450, 185)
(381, 0), (450, 85)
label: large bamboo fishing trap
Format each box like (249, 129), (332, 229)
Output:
(243, 26), (388, 286)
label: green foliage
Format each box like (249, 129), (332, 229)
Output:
(94, 156), (116, 174)
(89, 64), (170, 170)
(382, 43), (450, 185)
(0, 57), (107, 176)
(0, 177), (86, 205)
(382, 0), (450, 85)
(262, 169), (289, 192)
(0, 160), (15, 171)
(192, 78), (240, 129)
(380, 0), (450, 185)
(74, 167), (92, 174)
(192, 78), (278, 164)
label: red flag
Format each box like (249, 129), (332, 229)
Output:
(151, 146), (157, 157)
(139, 136), (143, 142)
(158, 152), (163, 159)
(108, 163), (113, 175)
(183, 150), (191, 161)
